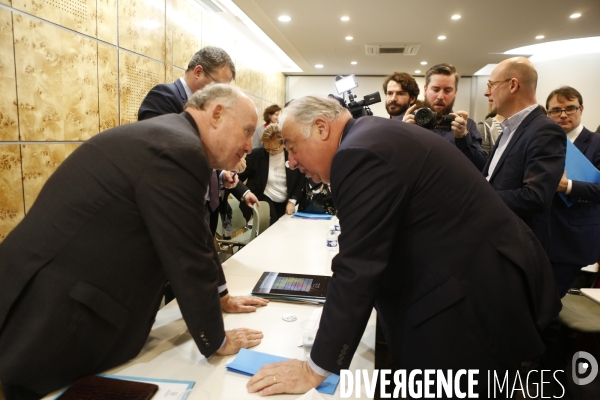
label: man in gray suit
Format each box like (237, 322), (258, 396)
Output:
(0, 84), (264, 399)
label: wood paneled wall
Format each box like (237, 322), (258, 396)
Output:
(0, 0), (286, 241)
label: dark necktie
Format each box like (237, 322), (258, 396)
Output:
(210, 170), (219, 211)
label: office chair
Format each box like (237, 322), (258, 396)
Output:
(216, 201), (270, 254)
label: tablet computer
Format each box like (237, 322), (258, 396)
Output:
(251, 272), (330, 300)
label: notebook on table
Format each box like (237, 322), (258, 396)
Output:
(580, 288), (600, 305)
(251, 272), (330, 303)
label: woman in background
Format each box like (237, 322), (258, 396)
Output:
(252, 104), (281, 149)
(233, 124), (304, 225)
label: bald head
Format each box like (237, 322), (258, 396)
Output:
(497, 57), (538, 93)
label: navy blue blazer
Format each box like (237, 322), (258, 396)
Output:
(231, 148), (304, 220)
(483, 106), (566, 250)
(138, 79), (187, 121)
(549, 127), (600, 265)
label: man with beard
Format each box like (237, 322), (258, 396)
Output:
(383, 72), (419, 119)
(403, 63), (487, 171)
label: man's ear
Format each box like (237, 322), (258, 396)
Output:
(193, 65), (204, 79)
(314, 117), (330, 141)
(210, 104), (224, 128)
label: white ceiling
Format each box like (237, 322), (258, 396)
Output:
(232, 0), (600, 76)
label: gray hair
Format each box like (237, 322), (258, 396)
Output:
(185, 83), (243, 111)
(187, 46), (236, 79)
(279, 96), (349, 138)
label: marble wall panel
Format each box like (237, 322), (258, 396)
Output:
(97, 0), (117, 45)
(171, 0), (202, 70)
(13, 14), (99, 141)
(264, 72), (280, 106)
(21, 143), (79, 212)
(0, 0), (11, 7)
(12, 0), (97, 37)
(248, 69), (263, 99)
(171, 66), (184, 83)
(98, 43), (118, 132)
(119, 50), (165, 124)
(0, 145), (25, 242)
(118, 0), (165, 62)
(201, 12), (213, 48)
(0, 9), (19, 141)
(278, 72), (286, 106)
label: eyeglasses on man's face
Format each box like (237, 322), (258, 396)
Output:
(547, 106), (581, 117)
(486, 79), (511, 91)
(263, 144), (282, 152)
(202, 66), (224, 84)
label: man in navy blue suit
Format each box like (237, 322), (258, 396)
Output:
(546, 86), (600, 297)
(483, 57), (566, 252)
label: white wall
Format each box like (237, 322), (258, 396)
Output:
(287, 75), (473, 120)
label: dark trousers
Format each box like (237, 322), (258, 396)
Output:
(258, 194), (287, 226)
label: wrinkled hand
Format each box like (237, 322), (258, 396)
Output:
(222, 171), (239, 189)
(557, 170), (568, 192)
(402, 104), (419, 124)
(243, 192), (260, 208)
(450, 111), (469, 138)
(221, 294), (269, 313)
(215, 327), (263, 356)
(234, 157), (247, 173)
(247, 360), (326, 396)
(286, 201), (296, 215)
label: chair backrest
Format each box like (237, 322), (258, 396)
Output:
(250, 201), (270, 238)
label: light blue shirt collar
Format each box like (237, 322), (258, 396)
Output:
(179, 77), (193, 99)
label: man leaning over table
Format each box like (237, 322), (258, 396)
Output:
(0, 85), (265, 400)
(247, 96), (560, 396)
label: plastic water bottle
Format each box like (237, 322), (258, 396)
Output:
(326, 226), (339, 251)
(332, 215), (340, 233)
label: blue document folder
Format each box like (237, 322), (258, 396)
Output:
(560, 139), (600, 207)
(226, 348), (340, 394)
(292, 212), (333, 220)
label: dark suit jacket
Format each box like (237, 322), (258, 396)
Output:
(0, 113), (226, 395)
(312, 117), (560, 375)
(138, 79), (187, 121)
(549, 127), (600, 265)
(483, 106), (566, 250)
(231, 147), (304, 220)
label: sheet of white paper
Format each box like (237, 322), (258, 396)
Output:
(296, 388), (328, 400)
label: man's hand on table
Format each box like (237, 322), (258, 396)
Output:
(246, 359), (326, 396)
(220, 294), (269, 313)
(215, 328), (263, 356)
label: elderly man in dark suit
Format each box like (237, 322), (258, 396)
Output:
(483, 57), (566, 251)
(246, 96), (560, 397)
(0, 85), (265, 400)
(546, 86), (600, 297)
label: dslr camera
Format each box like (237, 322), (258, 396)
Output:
(413, 107), (455, 130)
(330, 75), (381, 119)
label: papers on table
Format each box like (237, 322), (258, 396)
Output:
(560, 139), (600, 207)
(226, 348), (340, 395)
(292, 212), (333, 220)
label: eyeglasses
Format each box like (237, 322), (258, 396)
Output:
(547, 106), (581, 117)
(263, 144), (282, 152)
(201, 66), (223, 84)
(486, 79), (511, 91)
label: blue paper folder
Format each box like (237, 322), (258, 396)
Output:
(559, 139), (600, 207)
(292, 212), (333, 220)
(226, 348), (340, 394)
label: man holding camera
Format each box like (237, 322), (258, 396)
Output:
(403, 63), (487, 171)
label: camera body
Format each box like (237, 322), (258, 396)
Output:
(332, 75), (381, 119)
(413, 107), (455, 130)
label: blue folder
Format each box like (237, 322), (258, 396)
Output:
(292, 212), (333, 220)
(226, 348), (340, 394)
(559, 139), (600, 207)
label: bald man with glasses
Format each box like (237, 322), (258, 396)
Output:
(482, 57), (566, 252)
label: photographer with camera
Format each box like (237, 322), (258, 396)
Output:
(383, 72), (420, 119)
(402, 63), (487, 171)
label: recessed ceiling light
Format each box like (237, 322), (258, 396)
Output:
(535, 35), (545, 39)
(570, 13), (581, 19)
(278, 15), (291, 22)
(451, 15), (461, 20)
(420, 61), (427, 65)
(345, 36), (353, 41)
(351, 61), (357, 65)
(315, 64), (324, 68)
(341, 16), (350, 21)
(438, 35), (446, 40)
(415, 70), (421, 74)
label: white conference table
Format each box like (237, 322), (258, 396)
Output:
(44, 215), (375, 399)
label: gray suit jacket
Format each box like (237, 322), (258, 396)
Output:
(0, 113), (225, 395)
